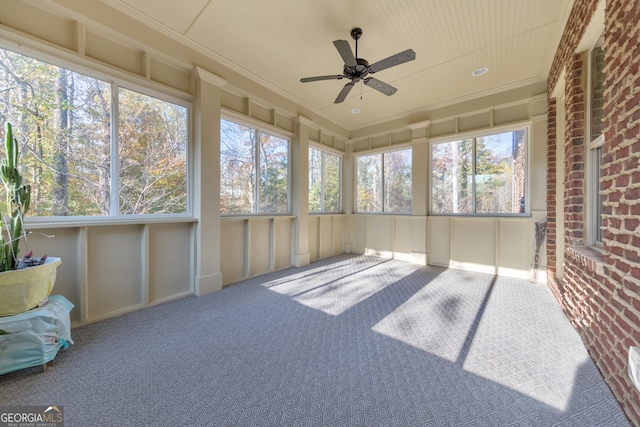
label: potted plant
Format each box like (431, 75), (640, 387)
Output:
(0, 122), (61, 317)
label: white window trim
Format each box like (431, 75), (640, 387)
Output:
(354, 147), (413, 215)
(220, 116), (292, 216)
(428, 124), (531, 216)
(0, 41), (194, 224)
(585, 33), (605, 250)
(309, 144), (342, 214)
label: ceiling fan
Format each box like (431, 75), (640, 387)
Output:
(300, 28), (416, 104)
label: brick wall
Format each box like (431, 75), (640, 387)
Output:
(547, 0), (640, 424)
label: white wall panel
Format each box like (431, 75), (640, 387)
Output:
(309, 215), (346, 261)
(428, 217), (451, 266)
(220, 219), (246, 286)
(308, 216), (319, 260)
(497, 219), (531, 278)
(352, 216), (367, 254)
(274, 217), (293, 270)
(394, 217), (413, 260)
(366, 216), (394, 258)
(19, 228), (80, 322)
(87, 225), (143, 320)
(451, 218), (496, 274)
(148, 223), (192, 303)
(249, 218), (271, 277)
(411, 217), (429, 265)
(333, 216), (345, 255)
(319, 216), (333, 258)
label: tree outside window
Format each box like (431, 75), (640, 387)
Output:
(431, 130), (527, 215)
(309, 146), (341, 213)
(119, 88), (188, 215)
(356, 148), (411, 214)
(0, 47), (188, 218)
(220, 119), (289, 214)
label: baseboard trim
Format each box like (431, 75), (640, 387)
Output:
(196, 272), (223, 296)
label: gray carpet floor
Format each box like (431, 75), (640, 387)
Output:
(0, 254), (631, 426)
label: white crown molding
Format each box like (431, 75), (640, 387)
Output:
(407, 120), (432, 131)
(349, 77), (547, 135)
(295, 115), (314, 128)
(192, 67), (227, 88)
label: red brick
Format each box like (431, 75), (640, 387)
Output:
(622, 309), (640, 328)
(623, 249), (640, 263)
(615, 174), (629, 187)
(626, 187), (640, 201)
(547, 0), (640, 424)
(625, 218), (640, 231)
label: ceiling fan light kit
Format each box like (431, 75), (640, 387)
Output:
(300, 28), (416, 104)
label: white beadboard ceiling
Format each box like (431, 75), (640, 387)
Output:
(101, 0), (572, 131)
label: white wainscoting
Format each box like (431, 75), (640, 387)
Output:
(350, 215), (428, 264)
(22, 221), (194, 326)
(220, 216), (296, 286)
(351, 214), (544, 280)
(427, 216), (543, 279)
(22, 213), (544, 327)
(308, 214), (346, 261)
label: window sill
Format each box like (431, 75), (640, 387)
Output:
(24, 216), (197, 229)
(566, 245), (604, 275)
(221, 215), (296, 221)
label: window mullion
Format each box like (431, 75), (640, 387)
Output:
(254, 129), (260, 214)
(320, 152), (325, 212)
(338, 157), (342, 213)
(472, 138), (477, 214)
(381, 153), (386, 212)
(111, 84), (120, 217)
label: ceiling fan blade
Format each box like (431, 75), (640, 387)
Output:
(333, 39), (357, 68)
(300, 75), (344, 83)
(334, 82), (355, 103)
(368, 49), (416, 73)
(363, 78), (397, 96)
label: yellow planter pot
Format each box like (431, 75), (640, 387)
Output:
(0, 258), (62, 317)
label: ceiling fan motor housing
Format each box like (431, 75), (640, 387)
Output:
(344, 58), (370, 81)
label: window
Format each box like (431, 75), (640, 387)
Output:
(587, 35), (605, 246)
(0, 47), (189, 218)
(118, 88), (189, 215)
(431, 129), (527, 215)
(220, 118), (289, 214)
(356, 148), (412, 213)
(309, 146), (341, 213)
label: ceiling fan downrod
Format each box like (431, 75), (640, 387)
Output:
(351, 28), (362, 60)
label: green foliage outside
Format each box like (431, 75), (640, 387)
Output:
(0, 48), (188, 217)
(431, 131), (527, 214)
(220, 119), (289, 214)
(309, 147), (340, 213)
(356, 149), (411, 213)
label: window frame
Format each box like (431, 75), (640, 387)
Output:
(354, 146), (413, 215)
(586, 33), (605, 249)
(308, 144), (342, 214)
(219, 114), (292, 216)
(0, 41), (194, 224)
(429, 124), (530, 217)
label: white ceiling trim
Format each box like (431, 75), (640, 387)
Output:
(348, 76), (547, 134)
(99, 0), (352, 131)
